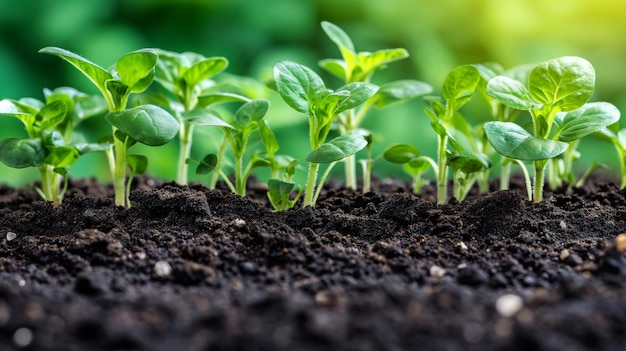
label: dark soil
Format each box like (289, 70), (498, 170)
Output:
(1, 175), (626, 351)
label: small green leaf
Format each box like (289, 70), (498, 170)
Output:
(73, 142), (112, 155)
(383, 144), (420, 164)
(45, 146), (79, 168)
(267, 178), (297, 211)
(529, 56), (595, 112)
(554, 102), (621, 142)
(234, 99), (270, 128)
(318, 59), (347, 81)
(273, 61), (326, 115)
(36, 100), (68, 129)
(447, 152), (490, 174)
(373, 80), (433, 108)
(306, 133), (367, 163)
(183, 57), (228, 88)
(183, 109), (233, 128)
(116, 49), (158, 92)
(39, 47), (113, 95)
(0, 138), (46, 168)
(443, 65), (481, 110)
(321, 21), (355, 53)
(333, 82), (378, 114)
(105, 105), (179, 146)
(105, 80), (129, 108)
(195, 154), (217, 174)
(196, 92), (250, 108)
(259, 120), (279, 156)
(484, 121), (568, 161)
(127, 154), (148, 175)
(486, 76), (541, 111)
(356, 48), (409, 80)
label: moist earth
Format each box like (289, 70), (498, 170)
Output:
(0, 176), (626, 351)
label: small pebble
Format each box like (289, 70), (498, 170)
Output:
(457, 242), (468, 250)
(559, 249), (570, 261)
(13, 327), (33, 347)
(615, 233), (626, 254)
(496, 294), (523, 317)
(429, 265), (446, 278)
(233, 218), (246, 227)
(6, 232), (16, 241)
(154, 261), (172, 277)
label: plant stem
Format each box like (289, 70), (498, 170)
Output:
(303, 162), (320, 207)
(342, 109), (357, 190)
(313, 161), (337, 205)
(436, 134), (448, 205)
(235, 153), (245, 197)
(533, 160), (547, 203)
(500, 160), (511, 190)
(113, 135), (129, 207)
(39, 165), (60, 207)
(177, 121), (193, 185)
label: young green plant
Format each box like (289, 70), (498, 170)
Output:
(273, 60), (376, 207)
(484, 56), (617, 202)
(40, 47), (179, 207)
(596, 124), (626, 189)
(383, 143), (437, 194)
(0, 88), (108, 206)
(319, 21), (432, 189)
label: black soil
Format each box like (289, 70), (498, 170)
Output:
(1, 176), (626, 351)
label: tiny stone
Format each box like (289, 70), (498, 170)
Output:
(6, 232), (16, 241)
(233, 218), (246, 227)
(559, 220), (567, 230)
(154, 261), (172, 277)
(429, 265), (446, 278)
(559, 249), (570, 261)
(615, 234), (626, 254)
(18, 279), (26, 287)
(136, 252), (146, 260)
(457, 242), (468, 250)
(13, 327), (33, 347)
(496, 294), (523, 317)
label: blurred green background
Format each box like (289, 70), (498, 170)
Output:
(2, 0), (626, 187)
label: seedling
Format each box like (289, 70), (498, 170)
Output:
(319, 21), (432, 189)
(152, 50), (250, 185)
(0, 88), (108, 206)
(423, 64), (482, 204)
(383, 144), (437, 194)
(484, 56), (618, 202)
(40, 47), (179, 207)
(273, 60), (376, 207)
(596, 125), (626, 189)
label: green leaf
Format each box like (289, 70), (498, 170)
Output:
(259, 120), (279, 156)
(273, 61), (326, 115)
(318, 59), (347, 81)
(127, 154), (148, 175)
(45, 146), (79, 168)
(36, 100), (68, 129)
(333, 82), (378, 114)
(234, 99), (270, 128)
(484, 121), (568, 161)
(39, 47), (113, 95)
(486, 76), (541, 110)
(267, 178), (296, 211)
(182, 109), (233, 128)
(73, 142), (112, 155)
(196, 92), (250, 108)
(447, 152), (490, 174)
(105, 80), (129, 108)
(183, 57), (228, 88)
(321, 21), (355, 53)
(443, 65), (481, 110)
(356, 48), (409, 80)
(529, 56), (595, 112)
(195, 154), (217, 174)
(383, 144), (420, 164)
(373, 80), (433, 108)
(105, 105), (179, 146)
(116, 49), (158, 93)
(306, 133), (367, 163)
(554, 102), (621, 142)
(0, 138), (46, 168)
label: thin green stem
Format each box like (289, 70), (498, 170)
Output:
(113, 135), (129, 207)
(303, 162), (320, 207)
(436, 133), (449, 205)
(313, 161), (337, 205)
(512, 159), (532, 200)
(533, 160), (547, 203)
(499, 159), (511, 190)
(177, 121), (193, 185)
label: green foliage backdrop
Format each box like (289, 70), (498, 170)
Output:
(2, 0), (626, 186)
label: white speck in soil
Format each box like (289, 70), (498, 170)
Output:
(615, 233), (626, 254)
(559, 220), (567, 230)
(136, 252), (147, 260)
(5, 232), (16, 241)
(495, 294), (523, 317)
(233, 218), (246, 227)
(559, 249), (570, 261)
(13, 327), (33, 347)
(457, 242), (468, 250)
(154, 261), (172, 277)
(429, 265), (446, 278)
(17, 278), (26, 287)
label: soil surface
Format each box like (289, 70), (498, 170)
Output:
(1, 175), (626, 351)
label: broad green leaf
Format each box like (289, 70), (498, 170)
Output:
(321, 21), (355, 53)
(73, 142), (112, 155)
(443, 65), (481, 110)
(484, 121), (568, 161)
(36, 100), (68, 129)
(306, 133), (367, 163)
(383, 144), (420, 164)
(405, 158), (431, 174)
(182, 109), (233, 128)
(447, 152), (490, 174)
(45, 146), (79, 168)
(529, 56), (595, 112)
(116, 49), (158, 92)
(318, 59), (347, 81)
(333, 82), (378, 114)
(195, 154), (217, 174)
(183, 57), (228, 88)
(259, 120), (279, 156)
(196, 92), (250, 107)
(105, 105), (179, 146)
(554, 102), (620, 142)
(127, 154), (148, 175)
(372, 80), (433, 108)
(486, 76), (540, 111)
(234, 99), (270, 128)
(0, 99), (35, 127)
(356, 48), (409, 80)
(273, 61), (326, 115)
(39, 47), (112, 94)
(0, 138), (46, 168)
